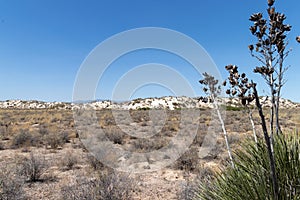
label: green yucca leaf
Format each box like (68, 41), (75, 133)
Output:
(195, 132), (300, 200)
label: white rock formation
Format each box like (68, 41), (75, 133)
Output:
(0, 96), (298, 110)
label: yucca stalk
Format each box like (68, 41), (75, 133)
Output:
(249, 0), (291, 136)
(224, 65), (258, 146)
(199, 73), (234, 168)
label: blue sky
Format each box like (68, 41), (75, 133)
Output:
(0, 0), (299, 102)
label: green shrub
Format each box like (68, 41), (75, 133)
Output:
(195, 133), (300, 199)
(221, 105), (244, 111)
(137, 107), (150, 111)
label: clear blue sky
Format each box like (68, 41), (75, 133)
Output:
(0, 0), (299, 102)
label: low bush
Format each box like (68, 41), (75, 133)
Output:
(137, 107), (150, 111)
(61, 170), (134, 200)
(0, 142), (4, 150)
(0, 164), (26, 200)
(173, 147), (200, 172)
(44, 132), (67, 149)
(11, 130), (41, 149)
(61, 151), (78, 171)
(178, 179), (197, 200)
(105, 128), (125, 145)
(132, 138), (168, 152)
(86, 153), (104, 171)
(18, 152), (48, 182)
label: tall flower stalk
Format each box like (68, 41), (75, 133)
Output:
(199, 73), (234, 168)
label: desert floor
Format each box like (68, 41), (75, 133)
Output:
(0, 107), (299, 199)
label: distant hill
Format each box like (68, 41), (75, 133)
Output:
(0, 96), (298, 110)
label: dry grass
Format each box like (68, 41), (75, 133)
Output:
(0, 107), (299, 199)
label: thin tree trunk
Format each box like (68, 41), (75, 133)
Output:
(253, 83), (278, 199)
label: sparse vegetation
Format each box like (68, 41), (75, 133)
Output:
(61, 170), (134, 200)
(0, 104), (299, 199)
(61, 150), (78, 171)
(137, 107), (151, 110)
(0, 142), (4, 150)
(44, 132), (66, 149)
(87, 153), (104, 171)
(104, 127), (126, 145)
(18, 152), (48, 182)
(11, 130), (41, 149)
(0, 164), (26, 200)
(174, 147), (199, 172)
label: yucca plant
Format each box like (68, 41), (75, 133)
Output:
(195, 132), (300, 200)
(199, 72), (234, 168)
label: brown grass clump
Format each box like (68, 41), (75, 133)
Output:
(17, 152), (48, 182)
(61, 170), (134, 200)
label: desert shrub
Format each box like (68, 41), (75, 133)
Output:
(0, 142), (4, 150)
(178, 180), (196, 200)
(44, 132), (66, 149)
(86, 153), (104, 171)
(105, 128), (125, 145)
(0, 125), (8, 140)
(61, 131), (70, 143)
(11, 130), (41, 149)
(61, 170), (134, 200)
(18, 152), (48, 182)
(0, 165), (26, 200)
(179, 167), (215, 200)
(132, 138), (168, 152)
(196, 133), (300, 199)
(137, 107), (150, 110)
(227, 133), (241, 145)
(61, 151), (78, 171)
(193, 125), (207, 146)
(174, 147), (199, 172)
(39, 125), (49, 135)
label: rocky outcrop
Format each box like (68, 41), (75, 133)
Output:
(0, 100), (72, 110)
(0, 96), (298, 110)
